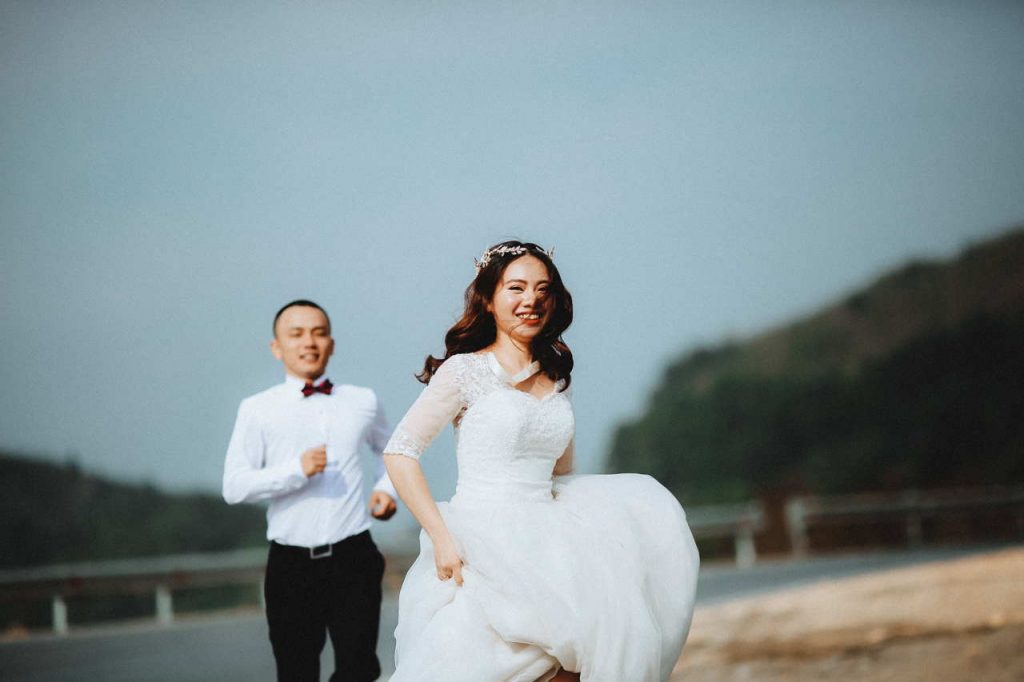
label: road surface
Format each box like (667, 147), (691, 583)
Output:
(0, 545), (1002, 682)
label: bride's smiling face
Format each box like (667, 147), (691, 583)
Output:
(488, 255), (552, 343)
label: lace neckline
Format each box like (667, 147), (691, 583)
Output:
(484, 352), (541, 386)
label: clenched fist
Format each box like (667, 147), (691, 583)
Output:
(433, 534), (464, 586)
(369, 491), (397, 520)
(301, 445), (327, 477)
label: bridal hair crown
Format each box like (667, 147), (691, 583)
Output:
(474, 244), (555, 272)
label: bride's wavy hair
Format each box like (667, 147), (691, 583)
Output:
(417, 240), (574, 389)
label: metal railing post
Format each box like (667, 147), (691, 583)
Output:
(52, 594), (69, 636)
(734, 524), (757, 568)
(786, 498), (809, 557)
(155, 584), (173, 626)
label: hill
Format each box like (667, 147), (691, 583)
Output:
(608, 228), (1024, 503)
(0, 453), (267, 569)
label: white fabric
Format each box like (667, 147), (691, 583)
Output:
(223, 373), (397, 547)
(385, 353), (700, 682)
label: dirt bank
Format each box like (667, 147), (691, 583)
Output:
(674, 547), (1024, 681)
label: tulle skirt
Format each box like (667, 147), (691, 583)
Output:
(389, 474), (700, 682)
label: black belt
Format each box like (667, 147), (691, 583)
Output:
(271, 530), (371, 560)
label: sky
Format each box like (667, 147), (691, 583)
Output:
(2, 1), (1023, 549)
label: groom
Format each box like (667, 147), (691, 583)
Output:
(223, 299), (398, 682)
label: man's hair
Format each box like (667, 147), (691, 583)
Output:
(273, 299), (331, 336)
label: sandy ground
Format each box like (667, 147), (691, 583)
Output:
(673, 547), (1024, 681)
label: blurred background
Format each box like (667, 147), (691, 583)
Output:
(2, 1), (1022, 680)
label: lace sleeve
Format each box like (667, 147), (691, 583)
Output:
(383, 356), (465, 460)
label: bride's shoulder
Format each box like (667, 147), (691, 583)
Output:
(432, 352), (480, 378)
(441, 351), (489, 366)
(432, 352), (491, 387)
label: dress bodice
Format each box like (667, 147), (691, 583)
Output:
(384, 353), (575, 505)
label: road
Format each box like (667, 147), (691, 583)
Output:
(0, 545), (1003, 682)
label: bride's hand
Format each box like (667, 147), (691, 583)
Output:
(433, 535), (464, 586)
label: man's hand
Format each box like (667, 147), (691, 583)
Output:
(368, 491), (397, 520)
(301, 445), (327, 477)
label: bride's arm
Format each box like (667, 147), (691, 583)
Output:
(552, 439), (574, 476)
(552, 384), (575, 477)
(383, 455), (464, 584)
(382, 357), (466, 585)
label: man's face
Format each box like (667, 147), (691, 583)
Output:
(271, 305), (334, 381)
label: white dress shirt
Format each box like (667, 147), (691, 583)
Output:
(223, 373), (398, 547)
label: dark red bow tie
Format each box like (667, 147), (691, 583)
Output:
(301, 379), (333, 397)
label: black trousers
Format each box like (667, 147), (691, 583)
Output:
(265, 531), (385, 682)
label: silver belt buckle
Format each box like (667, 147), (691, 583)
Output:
(310, 543), (333, 559)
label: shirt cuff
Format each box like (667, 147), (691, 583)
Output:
(372, 474), (399, 500)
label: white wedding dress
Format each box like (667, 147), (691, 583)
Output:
(384, 352), (699, 682)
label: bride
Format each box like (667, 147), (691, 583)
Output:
(383, 241), (699, 682)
